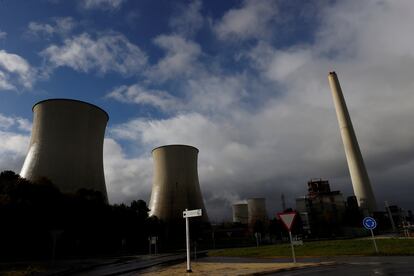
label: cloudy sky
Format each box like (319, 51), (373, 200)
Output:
(1, 0), (414, 221)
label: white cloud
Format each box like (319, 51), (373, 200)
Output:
(0, 130), (30, 173)
(108, 1), (414, 219)
(107, 84), (181, 111)
(27, 17), (76, 39)
(0, 30), (7, 40)
(146, 34), (201, 81)
(81, 0), (126, 10)
(185, 74), (249, 113)
(0, 50), (35, 90)
(41, 32), (147, 76)
(103, 138), (152, 204)
(169, 0), (204, 36)
(214, 0), (278, 41)
(0, 113), (32, 132)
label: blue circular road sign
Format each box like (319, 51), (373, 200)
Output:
(363, 217), (377, 230)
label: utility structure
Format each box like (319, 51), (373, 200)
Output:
(148, 145), (209, 224)
(232, 203), (248, 224)
(20, 99), (109, 202)
(247, 198), (267, 230)
(328, 72), (377, 213)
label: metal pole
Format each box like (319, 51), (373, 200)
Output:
(288, 231), (296, 264)
(186, 209), (192, 273)
(370, 229), (378, 253)
(385, 201), (396, 232)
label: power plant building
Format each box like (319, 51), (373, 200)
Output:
(148, 145), (209, 223)
(328, 72), (377, 213)
(296, 179), (346, 237)
(247, 198), (267, 229)
(20, 99), (109, 202)
(232, 203), (248, 224)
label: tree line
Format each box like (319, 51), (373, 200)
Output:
(0, 170), (163, 260)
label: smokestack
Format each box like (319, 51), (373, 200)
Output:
(148, 145), (209, 223)
(20, 99), (109, 202)
(328, 72), (377, 213)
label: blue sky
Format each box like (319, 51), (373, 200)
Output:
(1, 0), (414, 221)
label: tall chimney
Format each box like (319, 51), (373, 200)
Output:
(328, 72), (377, 213)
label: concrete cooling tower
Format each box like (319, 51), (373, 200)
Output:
(247, 198), (267, 227)
(148, 145), (209, 223)
(232, 203), (248, 224)
(20, 99), (109, 202)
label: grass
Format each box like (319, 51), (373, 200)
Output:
(209, 238), (414, 258)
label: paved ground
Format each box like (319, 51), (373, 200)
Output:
(139, 261), (323, 276)
(139, 256), (414, 276)
(137, 256), (330, 275)
(2, 255), (413, 275)
(0, 253), (194, 276)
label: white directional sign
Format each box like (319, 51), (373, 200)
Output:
(278, 212), (297, 231)
(183, 209), (202, 218)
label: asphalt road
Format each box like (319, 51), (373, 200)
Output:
(268, 256), (414, 276)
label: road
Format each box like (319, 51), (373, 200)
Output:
(268, 256), (414, 275)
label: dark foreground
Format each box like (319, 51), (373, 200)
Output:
(2, 255), (413, 275)
(267, 256), (414, 276)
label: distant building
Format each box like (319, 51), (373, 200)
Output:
(232, 203), (248, 224)
(296, 179), (346, 237)
(247, 198), (268, 233)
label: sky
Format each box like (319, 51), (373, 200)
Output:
(1, 0), (414, 222)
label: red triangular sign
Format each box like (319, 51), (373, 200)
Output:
(278, 212), (297, 231)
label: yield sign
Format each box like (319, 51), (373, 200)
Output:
(278, 212), (297, 231)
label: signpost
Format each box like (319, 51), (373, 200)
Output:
(278, 212), (297, 264)
(183, 208), (202, 273)
(363, 216), (378, 253)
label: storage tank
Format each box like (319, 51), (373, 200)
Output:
(247, 198), (267, 228)
(232, 203), (248, 224)
(148, 145), (209, 223)
(20, 99), (108, 202)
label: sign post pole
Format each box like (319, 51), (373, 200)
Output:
(185, 209), (192, 273)
(370, 229), (378, 253)
(288, 231), (296, 264)
(363, 216), (379, 254)
(277, 212), (298, 265)
(183, 208), (202, 273)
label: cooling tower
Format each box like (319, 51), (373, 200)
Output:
(20, 99), (108, 202)
(148, 145), (209, 223)
(232, 203), (248, 224)
(328, 72), (377, 213)
(247, 198), (267, 228)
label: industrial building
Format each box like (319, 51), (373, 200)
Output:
(20, 99), (109, 202)
(148, 145), (209, 224)
(245, 198), (268, 235)
(296, 179), (346, 237)
(232, 203), (248, 224)
(328, 72), (377, 213)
